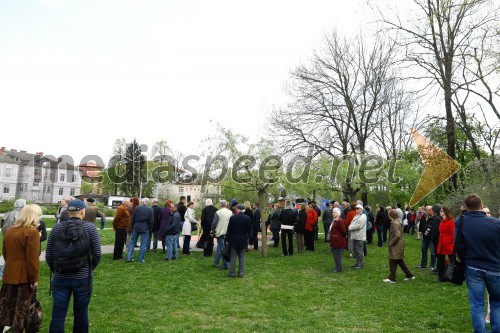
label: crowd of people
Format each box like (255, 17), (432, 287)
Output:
(0, 193), (497, 332)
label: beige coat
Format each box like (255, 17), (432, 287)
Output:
(389, 220), (404, 260)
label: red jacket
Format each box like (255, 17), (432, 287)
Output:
(329, 218), (346, 249)
(437, 218), (455, 255)
(345, 210), (356, 229)
(305, 209), (318, 232)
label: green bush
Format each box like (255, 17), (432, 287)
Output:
(0, 200), (14, 213)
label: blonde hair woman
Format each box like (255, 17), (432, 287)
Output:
(0, 204), (42, 332)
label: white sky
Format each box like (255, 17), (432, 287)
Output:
(0, 0), (379, 165)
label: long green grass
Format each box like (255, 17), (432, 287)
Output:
(30, 232), (475, 332)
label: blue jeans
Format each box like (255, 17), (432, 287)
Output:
(50, 277), (93, 333)
(213, 235), (228, 268)
(152, 230), (159, 251)
(126, 230), (148, 262)
(466, 267), (500, 333)
(420, 238), (436, 268)
(165, 234), (178, 259)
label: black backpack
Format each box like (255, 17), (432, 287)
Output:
(52, 219), (90, 274)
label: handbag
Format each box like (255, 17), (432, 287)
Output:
(443, 216), (465, 285)
(191, 222), (198, 231)
(221, 243), (231, 262)
(25, 286), (43, 332)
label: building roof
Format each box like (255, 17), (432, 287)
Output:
(0, 148), (77, 169)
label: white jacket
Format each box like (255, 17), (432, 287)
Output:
(182, 207), (198, 236)
(348, 213), (367, 241)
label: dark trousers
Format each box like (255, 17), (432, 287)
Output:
(377, 226), (383, 247)
(281, 229), (294, 256)
(383, 225), (389, 242)
(420, 237), (436, 268)
(183, 235), (191, 254)
(437, 254), (455, 282)
(323, 221), (331, 242)
(271, 227), (280, 247)
(366, 229), (373, 244)
(304, 230), (314, 251)
(332, 248), (343, 272)
(199, 227), (214, 256)
(251, 226), (259, 250)
(113, 228), (127, 260)
(408, 222), (416, 235)
(388, 259), (414, 281)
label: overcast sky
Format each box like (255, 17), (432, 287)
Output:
(0, 0), (379, 165)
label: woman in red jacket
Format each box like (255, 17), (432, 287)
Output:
(304, 205), (318, 251)
(437, 206), (455, 282)
(329, 208), (346, 272)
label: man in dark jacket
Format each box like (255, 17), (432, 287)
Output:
(457, 194), (500, 333)
(200, 199), (217, 256)
(251, 203), (261, 250)
(322, 203), (333, 243)
(177, 196), (187, 248)
(225, 204), (252, 278)
(164, 204), (182, 261)
(126, 198), (154, 263)
(150, 199), (161, 252)
(280, 204), (297, 256)
(426, 204), (442, 273)
(416, 206), (437, 270)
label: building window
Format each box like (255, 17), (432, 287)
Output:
(5, 168), (12, 178)
(70, 188), (75, 196)
(20, 183), (27, 192)
(46, 185), (51, 193)
(71, 174), (76, 182)
(3, 185), (9, 194)
(60, 173), (65, 182)
(59, 188), (63, 195)
(178, 186), (184, 194)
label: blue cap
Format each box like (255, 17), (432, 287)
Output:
(67, 199), (87, 211)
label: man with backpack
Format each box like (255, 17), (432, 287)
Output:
(45, 199), (101, 333)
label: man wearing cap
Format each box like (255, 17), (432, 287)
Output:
(225, 203), (252, 278)
(211, 200), (232, 269)
(348, 204), (367, 269)
(83, 198), (105, 228)
(46, 199), (102, 333)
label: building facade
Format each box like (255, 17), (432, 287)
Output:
(0, 148), (82, 203)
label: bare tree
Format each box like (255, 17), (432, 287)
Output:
(377, 0), (500, 188)
(270, 31), (404, 202)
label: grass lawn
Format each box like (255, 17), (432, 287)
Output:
(30, 231), (475, 332)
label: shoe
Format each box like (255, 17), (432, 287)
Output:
(221, 266), (228, 270)
(415, 265), (426, 269)
(227, 274), (236, 278)
(383, 279), (396, 284)
(138, 260), (145, 263)
(164, 258), (172, 261)
(429, 267), (436, 271)
(126, 259), (134, 262)
(213, 264), (219, 268)
(355, 266), (363, 269)
(237, 274), (244, 278)
(349, 253), (353, 258)
(485, 313), (490, 325)
(404, 276), (416, 281)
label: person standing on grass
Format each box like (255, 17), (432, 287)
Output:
(158, 199), (174, 254)
(344, 202), (357, 257)
(125, 197), (140, 249)
(383, 209), (415, 283)
(329, 208), (346, 273)
(416, 206), (436, 270)
(295, 203), (307, 253)
(112, 199), (131, 260)
(126, 198), (154, 263)
(457, 194), (500, 333)
(225, 204), (252, 278)
(83, 198), (104, 227)
(0, 204), (41, 333)
(149, 199), (161, 252)
(280, 204), (296, 257)
(200, 199), (217, 256)
(322, 202), (333, 243)
(182, 201), (198, 255)
(349, 204), (367, 269)
(164, 204), (182, 261)
(211, 200), (232, 269)
(46, 199), (101, 333)
(436, 206), (455, 282)
(304, 204), (318, 251)
(251, 202), (261, 251)
(269, 204), (281, 248)
(425, 204), (442, 273)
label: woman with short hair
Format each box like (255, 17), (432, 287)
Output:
(436, 206), (455, 282)
(329, 208), (346, 272)
(0, 204), (42, 332)
(182, 201), (198, 255)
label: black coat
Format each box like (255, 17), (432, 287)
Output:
(280, 208), (297, 227)
(252, 208), (261, 228)
(201, 205), (217, 229)
(226, 212), (252, 249)
(177, 202), (187, 222)
(152, 205), (162, 231)
(296, 210), (307, 233)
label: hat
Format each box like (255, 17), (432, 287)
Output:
(356, 204), (363, 210)
(67, 199), (87, 211)
(236, 204), (245, 210)
(86, 198), (95, 203)
(432, 204), (442, 214)
(14, 199), (27, 209)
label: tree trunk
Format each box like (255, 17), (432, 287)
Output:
(259, 190), (268, 257)
(444, 84), (458, 190)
